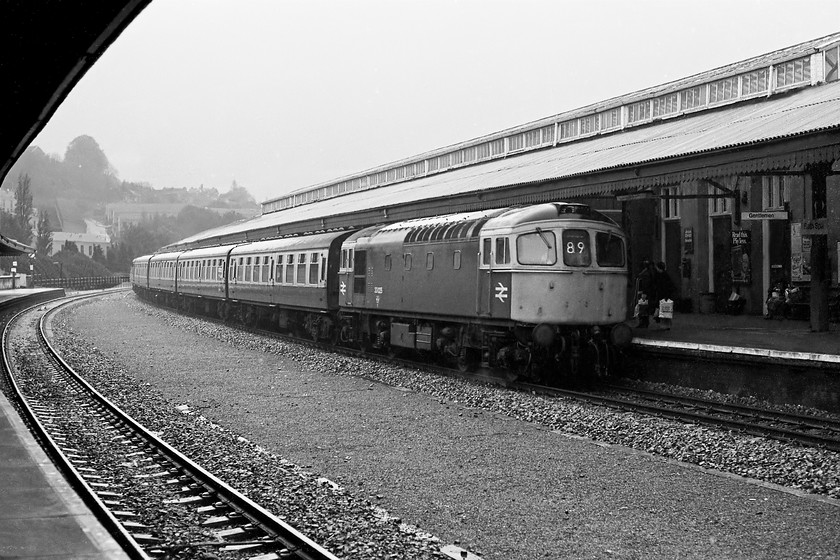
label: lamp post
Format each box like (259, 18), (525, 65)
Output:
(11, 260), (16, 290)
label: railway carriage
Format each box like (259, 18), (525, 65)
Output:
(130, 254), (152, 289)
(225, 231), (351, 337)
(146, 251), (182, 305)
(174, 245), (234, 314)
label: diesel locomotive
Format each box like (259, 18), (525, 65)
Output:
(131, 202), (632, 381)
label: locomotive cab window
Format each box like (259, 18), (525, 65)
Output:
(595, 231), (625, 267)
(495, 237), (510, 265)
(341, 248), (354, 271)
(562, 229), (591, 266)
(354, 250), (367, 294)
(517, 230), (557, 265)
(482, 238), (491, 265)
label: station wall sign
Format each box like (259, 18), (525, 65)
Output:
(801, 218), (828, 236)
(740, 211), (789, 221)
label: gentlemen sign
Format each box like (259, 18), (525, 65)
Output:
(741, 211), (788, 220)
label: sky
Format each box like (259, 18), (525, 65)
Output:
(31, 0), (840, 204)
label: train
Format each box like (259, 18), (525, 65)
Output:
(131, 202), (632, 382)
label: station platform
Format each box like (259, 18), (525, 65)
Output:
(0, 287), (129, 558)
(625, 312), (840, 412)
(0, 287), (66, 309)
(630, 312), (840, 364)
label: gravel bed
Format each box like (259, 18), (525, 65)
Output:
(46, 292), (840, 558)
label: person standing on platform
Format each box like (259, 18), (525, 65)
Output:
(653, 261), (676, 329)
(634, 259), (654, 328)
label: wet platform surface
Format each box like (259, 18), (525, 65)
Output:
(631, 312), (840, 363)
(0, 288), (129, 559)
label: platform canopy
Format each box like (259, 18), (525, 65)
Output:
(0, 0), (151, 185)
(0, 234), (33, 257)
(0, 1), (150, 254)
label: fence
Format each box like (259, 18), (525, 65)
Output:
(34, 275), (129, 290)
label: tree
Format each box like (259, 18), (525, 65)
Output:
(64, 135), (113, 177)
(13, 173), (33, 244)
(35, 210), (53, 256)
(62, 240), (78, 253)
(92, 245), (106, 264)
(219, 180), (257, 207)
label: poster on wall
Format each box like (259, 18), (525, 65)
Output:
(731, 230), (751, 284)
(791, 222), (812, 282)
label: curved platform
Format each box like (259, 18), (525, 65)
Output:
(0, 288), (130, 559)
(0, 391), (130, 559)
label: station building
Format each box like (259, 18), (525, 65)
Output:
(169, 33), (840, 324)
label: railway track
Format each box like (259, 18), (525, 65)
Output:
(517, 382), (840, 452)
(150, 296), (840, 454)
(2, 296), (340, 560)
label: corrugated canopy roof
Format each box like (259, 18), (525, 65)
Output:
(172, 80), (840, 248)
(0, 233), (33, 256)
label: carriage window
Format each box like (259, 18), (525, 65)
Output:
(285, 254), (294, 283)
(426, 252), (434, 270)
(275, 257), (282, 282)
(320, 255), (327, 282)
(384, 254), (392, 271)
(262, 255), (270, 283)
(453, 250), (462, 270)
(562, 229), (591, 266)
(297, 253), (306, 284)
(309, 252), (319, 284)
(482, 238), (491, 265)
(595, 232), (625, 267)
(495, 238), (510, 265)
(517, 231), (557, 265)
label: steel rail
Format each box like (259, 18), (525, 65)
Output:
(1, 298), (151, 560)
(518, 382), (840, 452)
(36, 297), (342, 560)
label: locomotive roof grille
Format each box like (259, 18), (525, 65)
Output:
(404, 217), (490, 244)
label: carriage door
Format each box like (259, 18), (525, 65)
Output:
(352, 250), (368, 307)
(339, 248), (353, 305)
(477, 237), (511, 317)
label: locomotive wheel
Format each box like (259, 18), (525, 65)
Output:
(356, 334), (371, 353)
(457, 348), (479, 372)
(328, 326), (340, 346)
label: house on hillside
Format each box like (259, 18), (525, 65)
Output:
(51, 229), (110, 258)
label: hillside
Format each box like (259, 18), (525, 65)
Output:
(1, 135), (260, 229)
